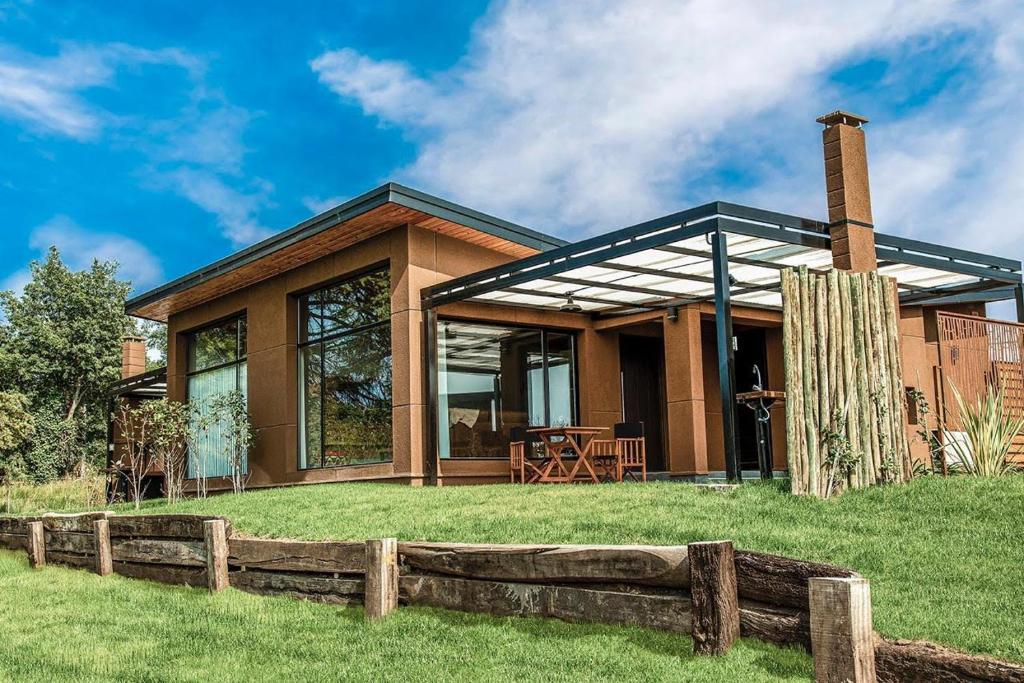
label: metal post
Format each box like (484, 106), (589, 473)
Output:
(104, 397), (115, 504)
(711, 227), (741, 482)
(1015, 283), (1024, 323)
(423, 307), (440, 486)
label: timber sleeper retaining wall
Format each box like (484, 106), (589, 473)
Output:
(0, 513), (1020, 683)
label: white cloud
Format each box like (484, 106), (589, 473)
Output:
(3, 215), (164, 295)
(163, 168), (274, 247)
(147, 101), (254, 176)
(1, 39), (274, 249)
(312, 0), (980, 235)
(301, 195), (345, 215)
(0, 42), (199, 140)
(1, 268), (31, 296)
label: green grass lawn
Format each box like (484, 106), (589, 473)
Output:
(0, 551), (810, 682)
(5, 474), (1023, 680)
(118, 475), (1024, 663)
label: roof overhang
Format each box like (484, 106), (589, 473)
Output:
(422, 201), (1023, 317)
(127, 183), (567, 322)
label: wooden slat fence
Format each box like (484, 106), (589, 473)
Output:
(1, 513), (1021, 682)
(937, 312), (1024, 465)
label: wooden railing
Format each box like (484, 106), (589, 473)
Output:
(937, 312), (1024, 463)
(2, 513), (1023, 682)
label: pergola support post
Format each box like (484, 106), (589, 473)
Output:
(423, 306), (440, 486)
(1015, 283), (1024, 323)
(711, 226), (741, 482)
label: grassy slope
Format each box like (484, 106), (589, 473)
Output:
(0, 552), (810, 682)
(2, 476), (106, 515)
(123, 476), (1024, 663)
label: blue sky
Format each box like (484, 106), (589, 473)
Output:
(1, 1), (1021, 317)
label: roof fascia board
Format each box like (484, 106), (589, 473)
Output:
(387, 183), (567, 251)
(874, 231), (1021, 273)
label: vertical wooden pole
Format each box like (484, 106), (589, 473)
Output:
(809, 577), (877, 683)
(93, 518), (112, 577)
(364, 538), (398, 620)
(204, 519), (229, 592)
(689, 540), (740, 655)
(26, 520), (45, 569)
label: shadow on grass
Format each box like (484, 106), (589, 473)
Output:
(405, 604), (810, 678)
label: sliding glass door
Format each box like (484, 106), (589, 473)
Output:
(436, 321), (577, 458)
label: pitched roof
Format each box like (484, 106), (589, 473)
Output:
(126, 183), (567, 321)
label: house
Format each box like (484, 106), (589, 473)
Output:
(112, 111), (1024, 491)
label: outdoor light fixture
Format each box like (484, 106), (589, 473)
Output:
(559, 293), (583, 313)
(666, 305), (679, 322)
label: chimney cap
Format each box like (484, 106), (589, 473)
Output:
(816, 110), (869, 128)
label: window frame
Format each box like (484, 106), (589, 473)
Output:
(296, 265), (393, 470)
(184, 313), (248, 480)
(435, 318), (580, 460)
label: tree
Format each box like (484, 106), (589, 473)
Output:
(0, 391), (35, 512)
(147, 399), (191, 503)
(131, 316), (168, 370)
(112, 399), (156, 509)
(209, 390), (256, 494)
(0, 247), (131, 477)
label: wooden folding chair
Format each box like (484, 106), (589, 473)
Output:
(589, 437), (620, 482)
(509, 427), (544, 483)
(614, 422), (647, 482)
(510, 440), (527, 483)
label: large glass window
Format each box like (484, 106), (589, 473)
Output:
(437, 321), (577, 458)
(186, 316), (247, 478)
(298, 269), (392, 468)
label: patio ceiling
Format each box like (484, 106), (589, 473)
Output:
(422, 202), (1023, 316)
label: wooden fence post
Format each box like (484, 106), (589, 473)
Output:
(26, 521), (45, 569)
(93, 518), (112, 577)
(809, 576), (876, 683)
(364, 538), (398, 620)
(204, 519), (229, 592)
(689, 540), (740, 655)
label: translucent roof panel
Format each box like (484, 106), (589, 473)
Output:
(423, 203), (1021, 317)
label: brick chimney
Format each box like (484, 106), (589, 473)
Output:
(817, 110), (877, 272)
(121, 336), (146, 379)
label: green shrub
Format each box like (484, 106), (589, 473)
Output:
(947, 384), (1024, 476)
(22, 410), (79, 484)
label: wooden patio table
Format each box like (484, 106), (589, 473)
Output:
(527, 426), (607, 484)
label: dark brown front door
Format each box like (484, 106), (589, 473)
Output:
(619, 335), (667, 471)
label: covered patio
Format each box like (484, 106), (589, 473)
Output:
(420, 201), (1024, 483)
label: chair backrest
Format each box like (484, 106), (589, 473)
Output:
(617, 438), (645, 466)
(509, 441), (525, 468)
(614, 422), (644, 439)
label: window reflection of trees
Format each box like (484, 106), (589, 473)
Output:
(299, 269), (392, 469)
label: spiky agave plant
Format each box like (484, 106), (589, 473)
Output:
(946, 383), (1024, 477)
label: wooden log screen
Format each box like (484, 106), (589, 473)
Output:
(1, 512), (1022, 682)
(781, 266), (913, 496)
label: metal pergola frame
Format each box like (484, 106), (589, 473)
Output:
(420, 201), (1024, 483)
